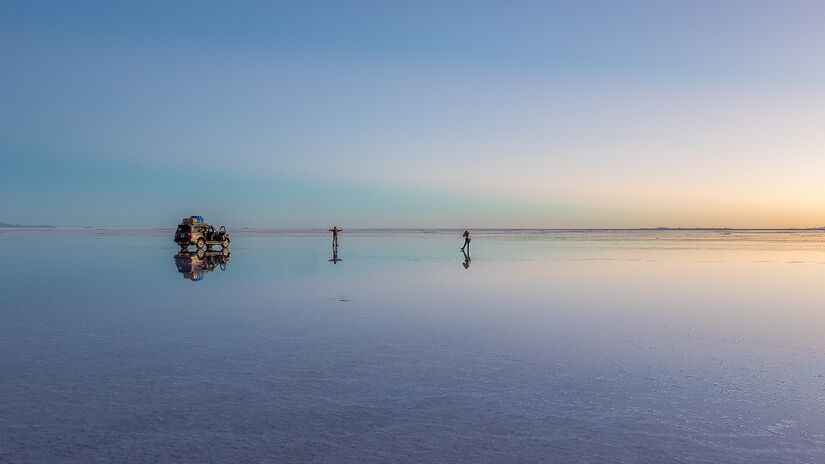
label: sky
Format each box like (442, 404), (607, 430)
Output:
(2, 0), (824, 228)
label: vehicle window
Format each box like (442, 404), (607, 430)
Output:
(176, 225), (191, 233)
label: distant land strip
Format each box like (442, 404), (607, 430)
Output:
(1, 224), (824, 233)
(0, 222), (56, 228)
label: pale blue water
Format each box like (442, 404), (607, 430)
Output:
(2, 229), (825, 463)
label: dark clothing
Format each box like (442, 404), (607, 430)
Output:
(461, 231), (471, 251)
(329, 227), (342, 247)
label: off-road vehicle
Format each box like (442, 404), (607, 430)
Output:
(174, 216), (231, 251)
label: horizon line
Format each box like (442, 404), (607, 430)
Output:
(3, 226), (825, 232)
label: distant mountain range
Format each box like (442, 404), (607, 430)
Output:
(0, 222), (55, 228)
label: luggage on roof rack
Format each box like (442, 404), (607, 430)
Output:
(190, 215), (205, 223)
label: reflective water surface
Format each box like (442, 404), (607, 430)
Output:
(2, 230), (825, 463)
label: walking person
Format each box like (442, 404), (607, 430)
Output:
(461, 230), (471, 252)
(329, 226), (342, 248)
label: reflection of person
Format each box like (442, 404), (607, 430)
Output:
(329, 227), (342, 247)
(461, 230), (471, 252)
(329, 247), (342, 264)
(462, 249), (471, 269)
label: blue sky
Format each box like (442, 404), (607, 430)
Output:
(2, 1), (824, 228)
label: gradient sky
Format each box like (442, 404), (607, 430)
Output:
(2, 0), (824, 228)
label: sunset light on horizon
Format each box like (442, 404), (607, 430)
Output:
(5, 3), (825, 463)
(2, 1), (824, 228)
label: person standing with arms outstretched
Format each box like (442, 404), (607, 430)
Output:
(329, 226), (342, 248)
(461, 230), (471, 252)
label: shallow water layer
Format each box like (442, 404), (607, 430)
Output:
(1, 230), (825, 463)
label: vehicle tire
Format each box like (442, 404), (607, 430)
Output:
(221, 239), (229, 249)
(196, 238), (206, 250)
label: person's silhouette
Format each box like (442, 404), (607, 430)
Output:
(461, 230), (471, 252)
(462, 249), (471, 269)
(329, 227), (342, 248)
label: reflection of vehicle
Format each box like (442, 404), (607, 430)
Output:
(174, 249), (230, 281)
(174, 216), (231, 251)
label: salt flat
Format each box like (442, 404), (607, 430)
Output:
(1, 230), (824, 463)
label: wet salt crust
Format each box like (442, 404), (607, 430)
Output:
(1, 229), (824, 463)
